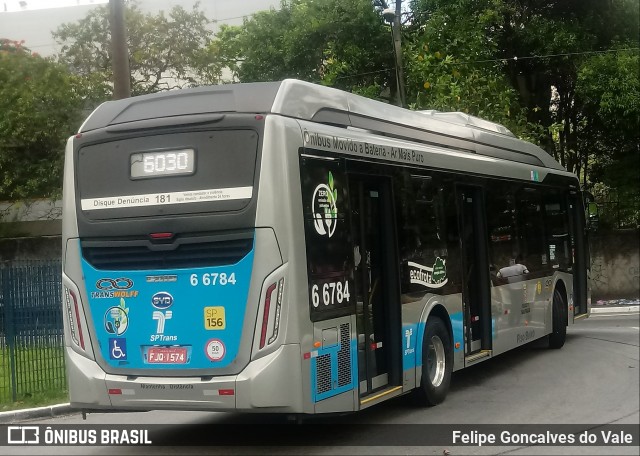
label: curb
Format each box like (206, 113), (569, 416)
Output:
(590, 305), (640, 314)
(0, 403), (78, 424)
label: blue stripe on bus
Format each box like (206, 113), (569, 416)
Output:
(412, 311), (464, 368)
(310, 312), (464, 402)
(80, 245), (255, 370)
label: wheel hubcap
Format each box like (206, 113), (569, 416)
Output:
(427, 335), (446, 387)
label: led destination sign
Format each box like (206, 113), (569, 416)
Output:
(130, 149), (195, 179)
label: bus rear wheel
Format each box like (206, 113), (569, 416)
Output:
(417, 316), (453, 406)
(548, 288), (567, 349)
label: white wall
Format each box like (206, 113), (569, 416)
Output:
(0, 0), (280, 57)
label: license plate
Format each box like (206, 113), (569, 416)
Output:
(147, 347), (188, 364)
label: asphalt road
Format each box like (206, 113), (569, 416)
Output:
(4, 312), (639, 455)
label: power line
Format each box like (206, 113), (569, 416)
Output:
(334, 48), (639, 80)
(450, 48), (640, 65)
(211, 13), (261, 23)
(334, 68), (392, 80)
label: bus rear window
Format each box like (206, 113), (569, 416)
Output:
(76, 129), (258, 220)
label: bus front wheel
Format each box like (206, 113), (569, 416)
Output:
(417, 317), (453, 406)
(548, 288), (567, 349)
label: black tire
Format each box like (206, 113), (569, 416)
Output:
(417, 317), (453, 406)
(548, 288), (567, 349)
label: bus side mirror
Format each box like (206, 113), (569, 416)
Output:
(584, 192), (599, 232)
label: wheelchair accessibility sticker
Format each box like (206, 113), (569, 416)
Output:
(109, 338), (127, 360)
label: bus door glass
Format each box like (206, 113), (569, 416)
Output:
(568, 191), (589, 316)
(349, 175), (401, 396)
(458, 185), (492, 354)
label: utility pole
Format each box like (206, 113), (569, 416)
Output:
(383, 0), (406, 108)
(110, 0), (130, 99)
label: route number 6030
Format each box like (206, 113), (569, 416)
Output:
(311, 280), (350, 307)
(190, 272), (236, 287)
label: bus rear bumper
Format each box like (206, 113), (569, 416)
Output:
(66, 344), (303, 413)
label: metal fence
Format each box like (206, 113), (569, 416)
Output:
(0, 260), (65, 404)
(592, 188), (639, 230)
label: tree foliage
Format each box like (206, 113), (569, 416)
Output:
(0, 39), (82, 200)
(576, 50), (639, 227)
(1, 0), (637, 228)
(404, 0), (531, 137)
(219, 0), (637, 224)
(496, 0), (638, 180)
(53, 1), (216, 101)
(577, 50), (639, 185)
(209, 0), (395, 96)
(407, 0), (638, 189)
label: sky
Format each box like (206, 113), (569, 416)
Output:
(1, 0), (108, 12)
(0, 0), (280, 56)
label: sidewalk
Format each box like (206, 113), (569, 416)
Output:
(0, 403), (77, 424)
(1, 301), (637, 424)
(590, 298), (640, 314)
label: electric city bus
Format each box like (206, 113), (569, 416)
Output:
(61, 79), (590, 415)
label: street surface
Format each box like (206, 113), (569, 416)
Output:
(5, 312), (639, 455)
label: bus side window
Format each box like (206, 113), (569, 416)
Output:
(543, 190), (571, 271)
(441, 186), (461, 292)
(395, 172), (453, 295)
(486, 184), (517, 284)
(515, 188), (546, 275)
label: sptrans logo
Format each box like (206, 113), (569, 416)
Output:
(151, 292), (173, 310)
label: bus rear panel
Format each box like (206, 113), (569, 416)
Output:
(62, 111), (308, 412)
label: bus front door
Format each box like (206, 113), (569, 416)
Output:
(569, 191), (589, 317)
(458, 185), (492, 357)
(350, 176), (401, 398)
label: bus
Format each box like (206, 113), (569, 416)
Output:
(61, 79), (590, 415)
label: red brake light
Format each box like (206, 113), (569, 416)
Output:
(69, 290), (85, 350)
(259, 283), (277, 349)
(150, 232), (173, 239)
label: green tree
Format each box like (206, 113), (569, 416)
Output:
(407, 0), (639, 183)
(404, 0), (530, 137)
(53, 2), (216, 101)
(0, 39), (82, 200)
(496, 0), (638, 179)
(577, 50), (639, 187)
(209, 0), (395, 97)
(576, 50), (639, 227)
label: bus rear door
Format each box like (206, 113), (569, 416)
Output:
(458, 185), (492, 360)
(349, 175), (402, 401)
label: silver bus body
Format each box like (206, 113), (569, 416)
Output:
(61, 80), (590, 414)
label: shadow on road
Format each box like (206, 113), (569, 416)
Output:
(145, 340), (558, 447)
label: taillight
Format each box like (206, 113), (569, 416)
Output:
(259, 278), (285, 349)
(269, 279), (284, 345)
(149, 232), (173, 240)
(259, 284), (277, 349)
(64, 287), (85, 350)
